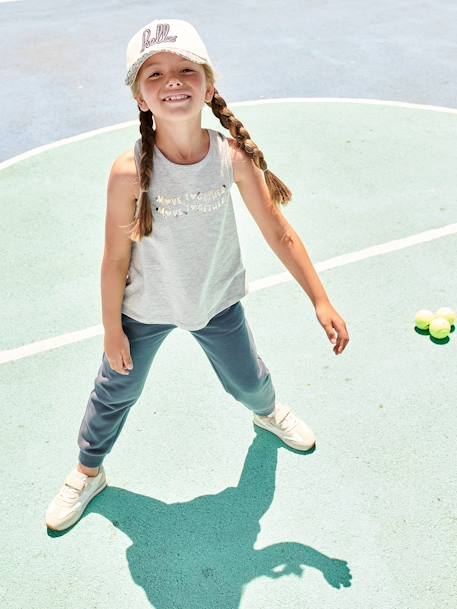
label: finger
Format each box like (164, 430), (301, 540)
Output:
(335, 339), (348, 353)
(123, 356), (133, 370)
(333, 324), (349, 345)
(114, 360), (129, 375)
(326, 325), (337, 343)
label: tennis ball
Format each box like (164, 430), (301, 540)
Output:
(435, 307), (456, 327)
(414, 309), (435, 330)
(429, 317), (451, 339)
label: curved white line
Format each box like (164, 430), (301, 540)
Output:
(1, 222), (456, 363)
(1, 97), (457, 170)
(2, 98), (456, 361)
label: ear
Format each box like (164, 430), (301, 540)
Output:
(205, 84), (215, 103)
(136, 96), (150, 112)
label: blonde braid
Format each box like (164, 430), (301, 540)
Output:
(208, 89), (292, 206)
(121, 107), (156, 241)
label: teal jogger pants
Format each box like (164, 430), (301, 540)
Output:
(77, 301), (276, 468)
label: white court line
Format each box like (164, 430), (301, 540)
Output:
(1, 97), (457, 171)
(1, 98), (456, 363)
(1, 222), (456, 364)
(0, 0), (22, 3)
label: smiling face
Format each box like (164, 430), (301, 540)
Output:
(134, 51), (214, 117)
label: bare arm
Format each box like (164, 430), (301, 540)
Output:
(230, 141), (329, 306)
(101, 151), (138, 332)
(101, 260), (130, 333)
(265, 223), (330, 307)
(231, 140), (349, 354)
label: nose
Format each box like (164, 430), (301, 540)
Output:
(165, 71), (184, 87)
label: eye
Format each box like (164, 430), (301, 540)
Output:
(149, 68), (194, 78)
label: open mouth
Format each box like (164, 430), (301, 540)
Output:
(163, 95), (191, 103)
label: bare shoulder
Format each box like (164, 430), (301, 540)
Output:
(226, 136), (263, 185)
(110, 147), (140, 202)
(225, 136), (285, 244)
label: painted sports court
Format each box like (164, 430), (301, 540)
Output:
(1, 2), (456, 608)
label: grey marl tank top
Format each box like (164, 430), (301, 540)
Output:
(121, 128), (249, 330)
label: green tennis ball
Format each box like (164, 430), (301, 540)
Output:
(435, 307), (456, 327)
(415, 309), (435, 330)
(429, 317), (451, 339)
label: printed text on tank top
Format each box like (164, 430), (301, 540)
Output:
(144, 129), (231, 219)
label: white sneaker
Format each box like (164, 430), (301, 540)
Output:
(45, 465), (107, 531)
(253, 402), (316, 451)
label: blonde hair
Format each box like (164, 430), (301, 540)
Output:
(123, 62), (292, 241)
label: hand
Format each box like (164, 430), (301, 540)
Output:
(104, 329), (134, 375)
(314, 300), (349, 355)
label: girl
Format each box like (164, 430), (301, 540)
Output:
(46, 18), (349, 532)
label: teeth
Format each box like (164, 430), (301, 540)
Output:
(164, 95), (189, 101)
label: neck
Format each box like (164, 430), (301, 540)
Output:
(154, 119), (209, 165)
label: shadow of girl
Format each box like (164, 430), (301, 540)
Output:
(83, 425), (352, 607)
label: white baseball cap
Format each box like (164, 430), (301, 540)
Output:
(125, 18), (213, 87)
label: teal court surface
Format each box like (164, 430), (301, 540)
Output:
(1, 99), (456, 608)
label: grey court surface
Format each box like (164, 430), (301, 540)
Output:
(1, 2), (457, 609)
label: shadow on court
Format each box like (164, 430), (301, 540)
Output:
(47, 426), (351, 607)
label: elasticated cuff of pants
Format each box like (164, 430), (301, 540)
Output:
(255, 408), (275, 417)
(78, 451), (104, 468)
